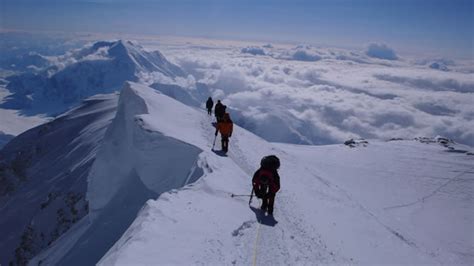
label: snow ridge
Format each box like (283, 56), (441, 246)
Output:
(30, 82), (205, 265)
(87, 82), (203, 212)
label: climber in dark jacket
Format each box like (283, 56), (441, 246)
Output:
(252, 155), (281, 215)
(206, 97), (213, 115)
(214, 100), (225, 122)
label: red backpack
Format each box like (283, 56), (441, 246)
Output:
(253, 168), (277, 197)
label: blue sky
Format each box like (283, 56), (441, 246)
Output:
(1, 0), (473, 58)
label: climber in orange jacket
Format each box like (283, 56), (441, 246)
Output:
(215, 112), (233, 153)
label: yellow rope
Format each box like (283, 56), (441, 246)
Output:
(252, 222), (262, 266)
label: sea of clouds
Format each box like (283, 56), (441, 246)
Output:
(156, 40), (474, 146)
(1, 33), (473, 146)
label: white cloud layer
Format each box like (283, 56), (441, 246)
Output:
(241, 46), (266, 56)
(3, 34), (473, 147)
(277, 46), (323, 62)
(159, 40), (474, 146)
(366, 43), (398, 60)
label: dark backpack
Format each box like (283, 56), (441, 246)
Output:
(215, 103), (224, 116)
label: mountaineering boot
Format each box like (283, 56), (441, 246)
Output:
(222, 138), (229, 153)
(261, 200), (268, 212)
(267, 194), (275, 215)
(267, 206), (273, 215)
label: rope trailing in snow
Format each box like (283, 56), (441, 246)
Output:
(252, 222), (262, 266)
(384, 165), (474, 210)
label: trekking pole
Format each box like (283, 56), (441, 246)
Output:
(249, 188), (254, 205)
(231, 194), (252, 197)
(212, 135), (217, 150)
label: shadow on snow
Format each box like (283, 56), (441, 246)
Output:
(250, 206), (278, 227)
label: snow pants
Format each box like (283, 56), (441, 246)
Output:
(261, 193), (275, 214)
(221, 136), (229, 152)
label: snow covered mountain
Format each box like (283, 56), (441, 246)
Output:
(0, 81), (207, 265)
(0, 92), (118, 265)
(1, 82), (473, 265)
(17, 82), (208, 265)
(0, 52), (51, 72)
(1, 40), (184, 115)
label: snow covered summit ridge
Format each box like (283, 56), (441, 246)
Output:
(87, 81), (205, 213)
(29, 81), (212, 265)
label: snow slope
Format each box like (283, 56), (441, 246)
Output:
(277, 139), (474, 264)
(92, 84), (474, 265)
(0, 85), (49, 148)
(0, 93), (118, 265)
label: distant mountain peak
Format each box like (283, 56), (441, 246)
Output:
(2, 40), (185, 115)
